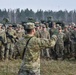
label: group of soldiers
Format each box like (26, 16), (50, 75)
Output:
(0, 23), (25, 61)
(0, 21), (76, 61)
(32, 22), (76, 60)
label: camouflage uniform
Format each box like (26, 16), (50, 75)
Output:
(14, 23), (57, 75)
(16, 25), (25, 40)
(34, 24), (42, 38)
(6, 25), (17, 60)
(34, 30), (41, 38)
(0, 24), (6, 60)
(49, 22), (58, 37)
(71, 27), (76, 59)
(49, 25), (58, 59)
(63, 26), (72, 59)
(55, 28), (65, 59)
(40, 25), (50, 58)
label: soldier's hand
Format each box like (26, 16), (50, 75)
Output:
(51, 35), (57, 41)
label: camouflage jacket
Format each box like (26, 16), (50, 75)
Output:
(6, 29), (16, 43)
(56, 32), (65, 45)
(14, 34), (57, 71)
(16, 30), (25, 40)
(0, 29), (6, 46)
(40, 30), (50, 39)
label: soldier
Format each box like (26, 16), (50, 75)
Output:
(34, 24), (41, 38)
(49, 22), (58, 37)
(71, 26), (76, 59)
(55, 27), (65, 60)
(40, 24), (51, 58)
(40, 24), (50, 39)
(6, 24), (17, 60)
(14, 22), (57, 75)
(49, 22), (58, 59)
(45, 23), (50, 32)
(0, 23), (6, 61)
(16, 24), (25, 40)
(63, 26), (72, 59)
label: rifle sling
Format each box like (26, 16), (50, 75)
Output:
(22, 36), (33, 59)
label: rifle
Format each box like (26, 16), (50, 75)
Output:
(0, 36), (5, 45)
(6, 32), (16, 43)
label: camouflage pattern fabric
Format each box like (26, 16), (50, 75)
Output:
(14, 34), (57, 75)
(0, 29), (6, 60)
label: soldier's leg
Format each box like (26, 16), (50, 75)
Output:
(70, 41), (75, 58)
(45, 48), (51, 59)
(1, 45), (5, 60)
(56, 44), (60, 58)
(52, 46), (58, 60)
(74, 43), (76, 59)
(6, 43), (10, 60)
(40, 49), (44, 58)
(9, 43), (14, 60)
(18, 69), (40, 75)
(64, 45), (68, 59)
(60, 44), (64, 59)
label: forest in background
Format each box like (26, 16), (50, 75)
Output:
(0, 8), (76, 24)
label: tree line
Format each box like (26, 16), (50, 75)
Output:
(0, 8), (76, 24)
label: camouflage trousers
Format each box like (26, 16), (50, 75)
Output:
(55, 43), (64, 58)
(6, 43), (14, 59)
(41, 48), (50, 58)
(18, 59), (40, 75)
(18, 69), (40, 75)
(0, 45), (5, 60)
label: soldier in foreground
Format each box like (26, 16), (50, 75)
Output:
(14, 22), (57, 75)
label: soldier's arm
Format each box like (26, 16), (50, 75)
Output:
(4, 32), (7, 43)
(37, 35), (57, 49)
(47, 31), (50, 39)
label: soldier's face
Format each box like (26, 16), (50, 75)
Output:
(59, 29), (62, 32)
(37, 27), (39, 30)
(39, 26), (42, 30)
(9, 27), (12, 29)
(18, 27), (21, 30)
(42, 27), (46, 31)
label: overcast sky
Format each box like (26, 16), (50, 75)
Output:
(0, 0), (76, 11)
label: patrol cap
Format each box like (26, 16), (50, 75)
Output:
(39, 24), (44, 27)
(51, 35), (57, 41)
(35, 24), (39, 27)
(64, 25), (68, 28)
(40, 23), (43, 26)
(17, 24), (22, 28)
(42, 24), (46, 28)
(25, 22), (35, 29)
(9, 24), (12, 27)
(35, 22), (39, 24)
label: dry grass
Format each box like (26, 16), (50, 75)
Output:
(41, 59), (76, 75)
(0, 59), (21, 75)
(0, 59), (76, 75)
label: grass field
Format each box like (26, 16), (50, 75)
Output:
(0, 59), (76, 75)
